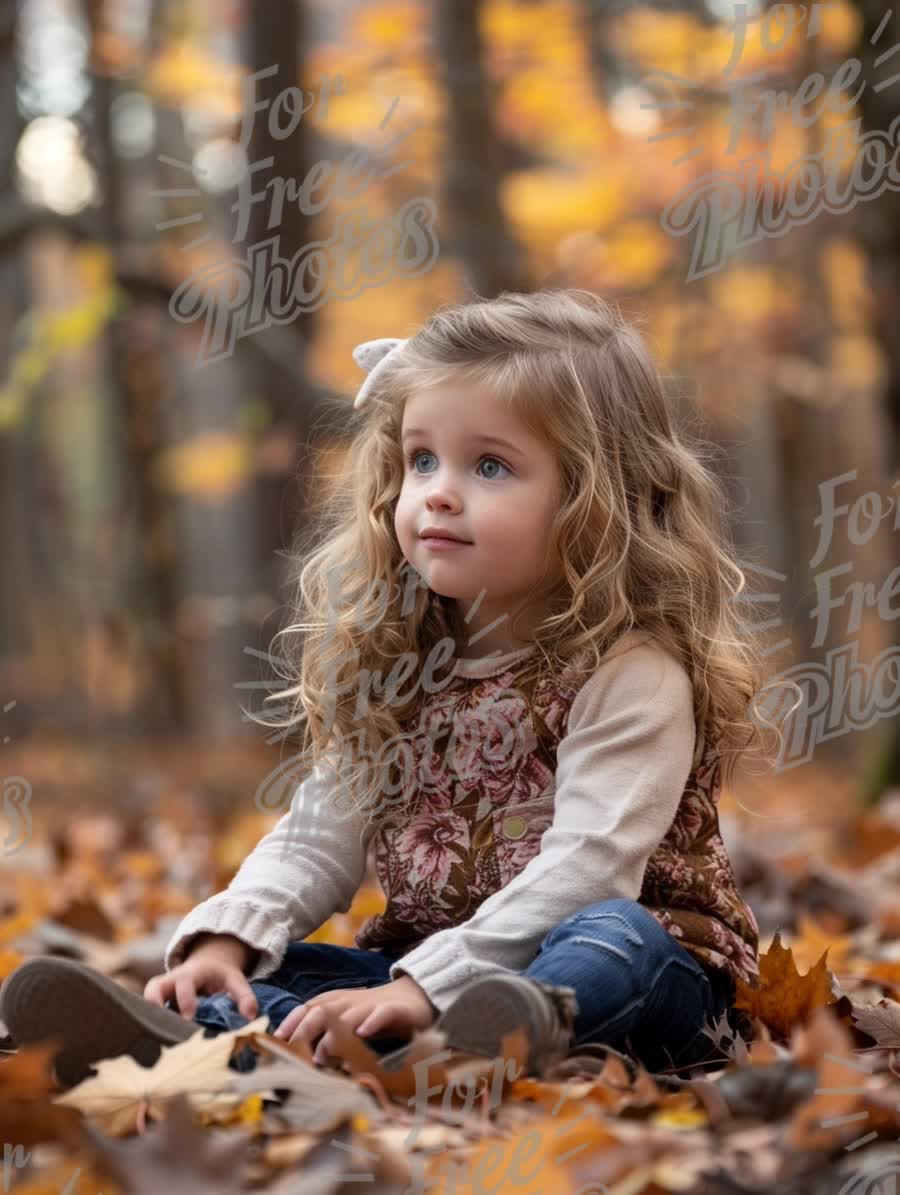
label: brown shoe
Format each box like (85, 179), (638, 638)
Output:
(0, 956), (198, 1088)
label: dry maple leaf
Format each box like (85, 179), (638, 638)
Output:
(79, 1090), (254, 1195)
(734, 931), (835, 1040)
(784, 1002), (870, 1152)
(52, 1015), (275, 1137)
(851, 997), (900, 1048)
(224, 1053), (377, 1135)
(299, 1003), (532, 1111)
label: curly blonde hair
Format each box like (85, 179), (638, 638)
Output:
(248, 288), (781, 827)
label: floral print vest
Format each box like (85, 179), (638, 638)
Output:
(354, 646), (760, 996)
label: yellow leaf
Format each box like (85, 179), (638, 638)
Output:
(605, 219), (672, 286)
(54, 1017), (273, 1137)
(504, 168), (626, 248)
(154, 431), (255, 501)
(789, 912), (854, 975)
(709, 265), (803, 324)
(813, 0), (861, 54)
(353, 6), (424, 49)
(830, 334), (888, 391)
(76, 245), (114, 293)
(146, 43), (243, 118)
(821, 237), (870, 329)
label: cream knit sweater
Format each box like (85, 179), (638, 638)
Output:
(163, 632), (699, 1012)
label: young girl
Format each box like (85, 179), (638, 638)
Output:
(1, 289), (771, 1089)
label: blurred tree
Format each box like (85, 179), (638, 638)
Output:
(434, 0), (531, 294)
(850, 0), (900, 800)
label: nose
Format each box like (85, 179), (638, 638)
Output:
(424, 477), (463, 513)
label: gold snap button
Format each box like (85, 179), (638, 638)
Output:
(502, 814), (527, 840)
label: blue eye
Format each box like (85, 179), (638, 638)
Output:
(406, 449), (435, 472)
(477, 456), (509, 480)
(405, 450), (511, 479)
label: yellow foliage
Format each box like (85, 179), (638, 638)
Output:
(353, 5), (425, 50)
(502, 70), (606, 156)
(604, 219), (672, 287)
(145, 42), (243, 117)
(304, 886), (386, 948)
(614, 10), (717, 79)
(310, 259), (466, 395)
(153, 431), (256, 502)
(814, 0), (862, 53)
(709, 265), (803, 324)
(830, 334), (888, 392)
(787, 913), (854, 975)
(821, 237), (870, 329)
(504, 168), (626, 249)
(0, 911), (34, 944)
(651, 1095), (710, 1130)
(0, 281), (123, 432)
(75, 245), (115, 293)
(482, 0), (574, 53)
(618, 1), (858, 83)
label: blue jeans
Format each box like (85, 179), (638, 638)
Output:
(186, 898), (737, 1075)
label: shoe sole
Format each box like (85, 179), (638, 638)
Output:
(0, 956), (198, 1088)
(436, 975), (551, 1071)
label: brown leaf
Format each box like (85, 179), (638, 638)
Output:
(784, 1003), (870, 1152)
(0, 1094), (87, 1150)
(0, 1039), (61, 1095)
(80, 1090), (253, 1195)
(734, 931), (836, 1040)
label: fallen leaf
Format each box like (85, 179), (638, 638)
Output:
(851, 997), (900, 1048)
(52, 1016), (273, 1136)
(79, 1090), (254, 1194)
(734, 931), (836, 1040)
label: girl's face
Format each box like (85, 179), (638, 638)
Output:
(395, 381), (563, 656)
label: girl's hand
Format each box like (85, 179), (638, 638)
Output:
(143, 934), (259, 1021)
(273, 976), (437, 1063)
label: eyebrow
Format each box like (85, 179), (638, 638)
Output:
(401, 429), (527, 459)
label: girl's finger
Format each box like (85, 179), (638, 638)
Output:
(354, 1007), (385, 1036)
(274, 1004), (306, 1039)
(143, 976), (166, 1006)
(339, 1003), (382, 1038)
(278, 1001), (317, 1036)
(174, 976), (198, 1020)
(314, 1005), (378, 1062)
(313, 1030), (334, 1064)
(289, 1005), (326, 1045)
(227, 976), (259, 1020)
(289, 999), (355, 1047)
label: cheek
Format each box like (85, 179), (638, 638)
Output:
(394, 491), (415, 546)
(478, 502), (525, 538)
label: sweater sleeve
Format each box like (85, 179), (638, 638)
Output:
(163, 763), (373, 983)
(388, 642), (697, 1013)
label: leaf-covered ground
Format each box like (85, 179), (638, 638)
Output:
(3, 740), (900, 1195)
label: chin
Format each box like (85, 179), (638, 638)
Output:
(424, 580), (462, 599)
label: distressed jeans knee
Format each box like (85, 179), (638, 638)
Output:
(524, 898), (729, 1072)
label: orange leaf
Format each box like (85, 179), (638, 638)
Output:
(734, 931), (836, 1040)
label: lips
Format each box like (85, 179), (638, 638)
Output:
(420, 528), (470, 543)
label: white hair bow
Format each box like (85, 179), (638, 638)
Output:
(351, 337), (409, 409)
